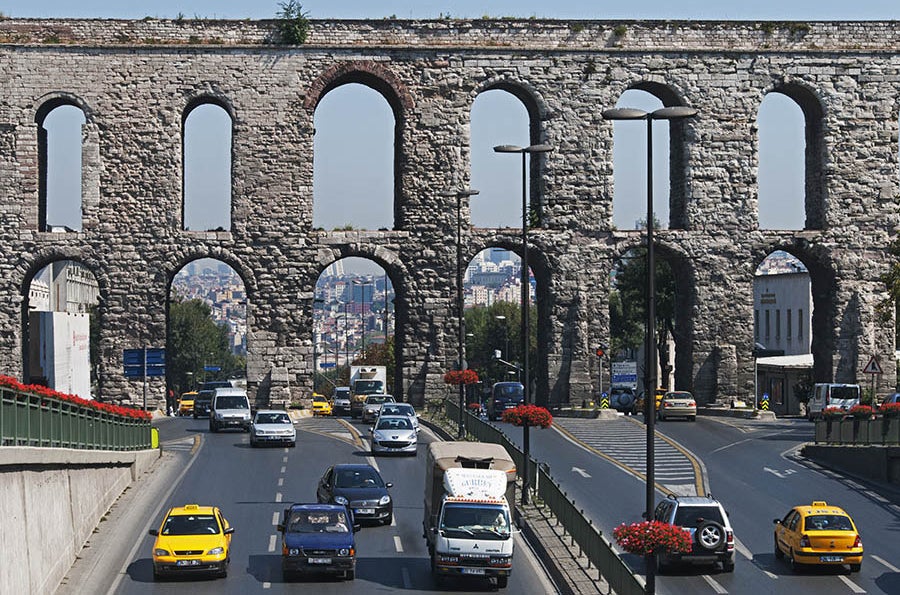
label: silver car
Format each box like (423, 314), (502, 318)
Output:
(370, 415), (417, 456)
(361, 394), (395, 424)
(376, 402), (418, 432)
(250, 410), (297, 447)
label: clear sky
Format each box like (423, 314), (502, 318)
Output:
(13, 1), (900, 272)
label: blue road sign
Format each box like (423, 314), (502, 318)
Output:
(123, 349), (143, 366)
(320, 362), (337, 369)
(204, 365), (221, 372)
(145, 348), (165, 366)
(124, 347), (165, 378)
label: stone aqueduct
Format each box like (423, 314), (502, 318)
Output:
(0, 18), (898, 408)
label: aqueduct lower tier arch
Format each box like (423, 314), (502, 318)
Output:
(0, 18), (897, 407)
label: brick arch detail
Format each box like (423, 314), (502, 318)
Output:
(303, 60), (415, 113)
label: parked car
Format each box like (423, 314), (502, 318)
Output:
(332, 387), (352, 416)
(609, 387), (636, 414)
(369, 415), (418, 456)
(807, 383), (860, 420)
(774, 501), (863, 573)
(657, 391), (697, 421)
(148, 503), (234, 580)
(653, 494), (735, 572)
(377, 402), (418, 432)
(209, 388), (252, 433)
(192, 389), (215, 418)
(316, 463), (393, 525)
(178, 391), (197, 416)
(278, 503), (358, 581)
(361, 394), (395, 424)
(312, 394), (333, 417)
(487, 382), (524, 421)
(250, 410), (296, 447)
(881, 393), (900, 406)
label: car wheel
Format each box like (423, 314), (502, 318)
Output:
(789, 549), (800, 573)
(290, 441), (296, 448)
(384, 512), (393, 526)
(850, 562), (861, 573)
(496, 575), (508, 588)
(722, 560), (735, 572)
(345, 569), (355, 580)
(774, 537), (784, 560)
(696, 521), (726, 551)
(152, 567), (161, 581)
(209, 422), (217, 433)
(250, 439), (257, 448)
(689, 415), (697, 422)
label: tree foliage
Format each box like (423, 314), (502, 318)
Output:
(168, 298), (244, 395)
(276, 1), (310, 44)
(877, 238), (900, 346)
(465, 301), (536, 390)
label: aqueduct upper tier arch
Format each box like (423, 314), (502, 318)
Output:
(0, 18), (896, 407)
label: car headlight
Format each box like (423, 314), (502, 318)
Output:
(208, 546), (225, 555)
(339, 548), (351, 557)
(334, 496), (349, 505)
(288, 547), (300, 556)
(153, 548), (170, 557)
(379, 494), (391, 505)
(373, 432), (384, 440)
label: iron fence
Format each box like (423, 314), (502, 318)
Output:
(1, 387), (151, 450)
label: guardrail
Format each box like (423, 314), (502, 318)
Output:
(814, 417), (900, 445)
(1, 387), (151, 450)
(444, 398), (645, 595)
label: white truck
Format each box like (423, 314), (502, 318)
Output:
(424, 442), (516, 589)
(349, 365), (387, 418)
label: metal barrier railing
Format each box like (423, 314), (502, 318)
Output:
(1, 387), (151, 450)
(443, 398), (645, 595)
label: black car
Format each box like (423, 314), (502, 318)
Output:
(316, 464), (393, 525)
(487, 382), (524, 421)
(192, 389), (215, 418)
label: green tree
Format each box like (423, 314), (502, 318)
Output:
(168, 297), (244, 395)
(877, 238), (900, 349)
(465, 301), (536, 389)
(276, 1), (310, 44)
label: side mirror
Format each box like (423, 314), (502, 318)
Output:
(148, 529), (159, 536)
(224, 527), (235, 535)
(773, 519), (781, 525)
(353, 524), (361, 533)
(368, 427), (373, 433)
(386, 482), (394, 488)
(277, 524), (284, 532)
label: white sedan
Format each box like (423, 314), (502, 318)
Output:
(369, 415), (417, 456)
(250, 410), (296, 447)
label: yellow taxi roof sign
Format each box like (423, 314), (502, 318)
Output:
(811, 501), (827, 507)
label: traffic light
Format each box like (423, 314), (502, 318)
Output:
(595, 346), (605, 358)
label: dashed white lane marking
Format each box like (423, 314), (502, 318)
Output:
(263, 582), (271, 589)
(702, 574), (728, 594)
(393, 535), (404, 553)
(278, 477), (284, 487)
(710, 437), (753, 453)
(762, 569), (779, 580)
(733, 538), (753, 561)
(280, 466), (286, 474)
(891, 504), (900, 514)
(271, 512), (279, 526)
(275, 492), (282, 503)
(838, 575), (866, 593)
(873, 554), (900, 572)
(863, 490), (888, 503)
(268, 534), (277, 552)
(401, 567), (412, 588)
(282, 456), (289, 463)
(391, 514), (397, 527)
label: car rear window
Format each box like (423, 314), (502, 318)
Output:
(804, 515), (853, 531)
(216, 396), (248, 409)
(673, 505), (724, 527)
(256, 413), (289, 424)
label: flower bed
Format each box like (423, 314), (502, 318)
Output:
(443, 369), (479, 385)
(821, 406), (846, 420)
(501, 404), (553, 428)
(880, 402), (900, 418)
(613, 520), (692, 556)
(0, 374), (151, 420)
(847, 404), (874, 420)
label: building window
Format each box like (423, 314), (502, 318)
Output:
(786, 309), (792, 340)
(755, 309), (759, 341)
(765, 310), (770, 341)
(775, 309), (781, 341)
(798, 309), (803, 339)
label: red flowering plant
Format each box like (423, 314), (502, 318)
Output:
(613, 520), (692, 557)
(880, 402), (900, 418)
(0, 375), (151, 420)
(821, 406), (847, 420)
(443, 369), (480, 385)
(501, 404), (553, 428)
(847, 404), (874, 420)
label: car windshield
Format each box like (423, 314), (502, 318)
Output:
(804, 514), (853, 531)
(366, 396), (390, 404)
(831, 386), (859, 400)
(673, 505), (724, 527)
(377, 418), (412, 430)
(495, 384), (523, 398)
(256, 413), (290, 424)
(162, 513), (220, 536)
(668, 392), (692, 400)
(287, 510), (350, 534)
(335, 468), (384, 488)
(314, 397), (327, 403)
(441, 503), (510, 540)
(216, 396), (248, 409)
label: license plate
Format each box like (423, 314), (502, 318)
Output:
(820, 556), (843, 562)
(461, 568), (485, 575)
(356, 508), (375, 515)
(176, 559), (201, 566)
(309, 557), (332, 564)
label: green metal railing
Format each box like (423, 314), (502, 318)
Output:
(1, 387), (151, 450)
(444, 398), (645, 595)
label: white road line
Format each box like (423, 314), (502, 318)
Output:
(838, 575), (866, 593)
(710, 437), (753, 453)
(263, 582), (271, 589)
(280, 466), (286, 474)
(401, 567), (412, 589)
(863, 491), (888, 503)
(733, 538), (753, 561)
(275, 492), (282, 503)
(282, 456), (289, 463)
(271, 512), (279, 526)
(702, 574), (729, 594)
(278, 477), (284, 487)
(873, 554), (900, 572)
(391, 514), (397, 527)
(891, 504), (900, 514)
(268, 534), (277, 553)
(762, 570), (779, 580)
(394, 535), (404, 553)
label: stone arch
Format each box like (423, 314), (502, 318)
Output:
(163, 248), (258, 297)
(763, 81), (827, 230)
(181, 95), (234, 232)
(304, 60), (414, 114)
(751, 241), (838, 384)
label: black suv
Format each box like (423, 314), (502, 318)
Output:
(487, 382), (524, 421)
(192, 389), (215, 418)
(652, 495), (735, 573)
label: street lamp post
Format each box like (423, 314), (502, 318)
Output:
(493, 143), (553, 506)
(602, 104), (697, 594)
(441, 188), (479, 440)
(353, 279), (373, 359)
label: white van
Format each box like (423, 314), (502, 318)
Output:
(807, 383), (860, 420)
(209, 387), (252, 432)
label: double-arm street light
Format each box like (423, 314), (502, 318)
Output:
(602, 104), (697, 594)
(493, 142), (553, 505)
(441, 187), (480, 439)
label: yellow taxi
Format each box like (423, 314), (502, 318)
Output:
(178, 391), (197, 416)
(312, 393), (333, 416)
(149, 504), (234, 580)
(634, 388), (667, 415)
(773, 501), (863, 572)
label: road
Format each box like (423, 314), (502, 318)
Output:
(103, 414), (556, 594)
(495, 413), (900, 595)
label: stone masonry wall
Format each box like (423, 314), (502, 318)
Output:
(0, 18), (897, 407)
